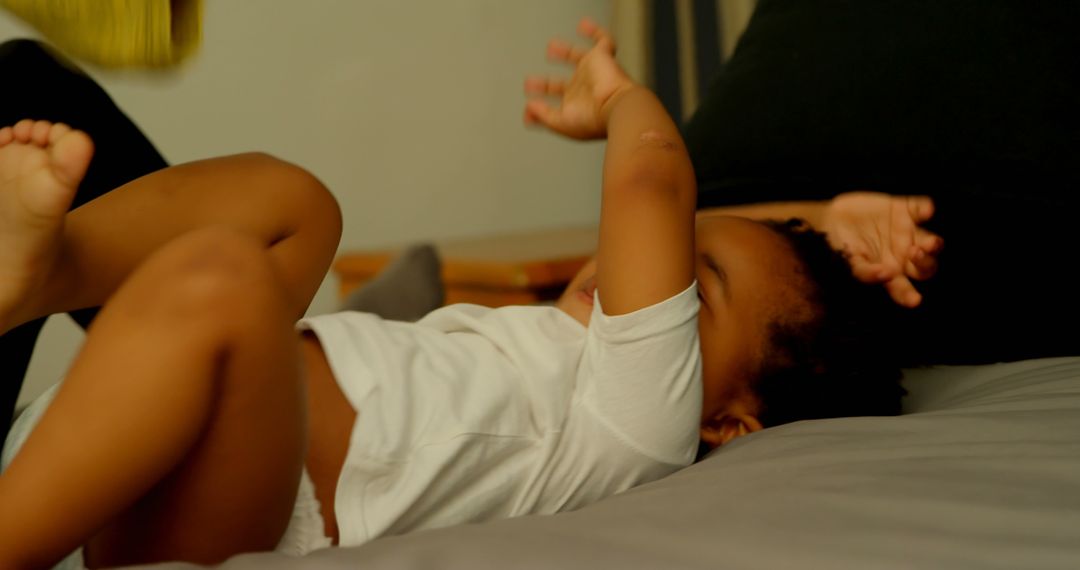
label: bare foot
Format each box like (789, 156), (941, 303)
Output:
(0, 119), (94, 333)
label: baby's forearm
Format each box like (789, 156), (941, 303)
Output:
(602, 87), (695, 195)
(13, 153), (341, 327)
(697, 201), (828, 227)
(595, 86), (696, 315)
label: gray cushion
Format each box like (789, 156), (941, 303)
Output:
(338, 243), (443, 321)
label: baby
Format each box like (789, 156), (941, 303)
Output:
(0, 19), (934, 569)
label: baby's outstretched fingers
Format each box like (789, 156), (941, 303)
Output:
(577, 18), (615, 53)
(850, 260), (900, 284)
(907, 195), (935, 223)
(547, 39), (586, 65)
(524, 19), (636, 140)
(524, 76), (566, 97)
(917, 231), (944, 255)
(905, 244), (940, 282)
(885, 276), (923, 308)
(524, 99), (561, 130)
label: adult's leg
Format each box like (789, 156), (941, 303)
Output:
(0, 227), (308, 568)
(0, 39), (169, 440)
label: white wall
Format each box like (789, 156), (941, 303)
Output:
(5, 0), (610, 409)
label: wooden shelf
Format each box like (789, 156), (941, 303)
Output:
(333, 226), (597, 307)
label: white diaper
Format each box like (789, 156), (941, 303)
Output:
(2, 383), (332, 569)
(276, 469), (334, 556)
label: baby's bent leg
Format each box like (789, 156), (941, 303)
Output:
(0, 227), (308, 569)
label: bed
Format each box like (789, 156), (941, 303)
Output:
(98, 355), (1079, 569)
(9, 354), (1080, 568)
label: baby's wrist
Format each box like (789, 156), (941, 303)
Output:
(599, 83), (646, 126)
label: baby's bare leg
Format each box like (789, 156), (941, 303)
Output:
(0, 228), (308, 569)
(0, 121), (342, 335)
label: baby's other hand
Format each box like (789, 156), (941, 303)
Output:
(821, 192), (944, 308)
(523, 18), (636, 140)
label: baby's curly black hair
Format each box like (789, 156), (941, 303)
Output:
(750, 218), (906, 428)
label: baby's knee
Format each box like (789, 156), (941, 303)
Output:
(245, 153), (341, 231)
(141, 228), (288, 320)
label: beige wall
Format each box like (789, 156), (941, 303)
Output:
(719, 0), (756, 59)
(612, 0), (756, 121)
(4, 0), (610, 409)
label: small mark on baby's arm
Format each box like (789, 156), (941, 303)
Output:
(637, 130), (679, 151)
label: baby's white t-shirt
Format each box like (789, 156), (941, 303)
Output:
(299, 282), (702, 546)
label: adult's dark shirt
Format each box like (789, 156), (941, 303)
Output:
(684, 0), (1080, 364)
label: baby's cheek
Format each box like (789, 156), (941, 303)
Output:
(567, 258), (598, 289)
(554, 292), (593, 328)
(555, 257), (597, 326)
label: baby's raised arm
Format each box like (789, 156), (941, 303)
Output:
(525, 19), (695, 315)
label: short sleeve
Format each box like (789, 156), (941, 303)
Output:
(575, 282), (702, 466)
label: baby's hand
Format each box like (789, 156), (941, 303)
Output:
(523, 18), (636, 140)
(821, 192), (944, 308)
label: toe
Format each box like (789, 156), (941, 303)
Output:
(12, 119), (34, 142)
(30, 120), (53, 146)
(49, 129), (94, 189)
(48, 123), (73, 145)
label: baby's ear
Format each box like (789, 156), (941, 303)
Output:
(699, 408), (763, 449)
